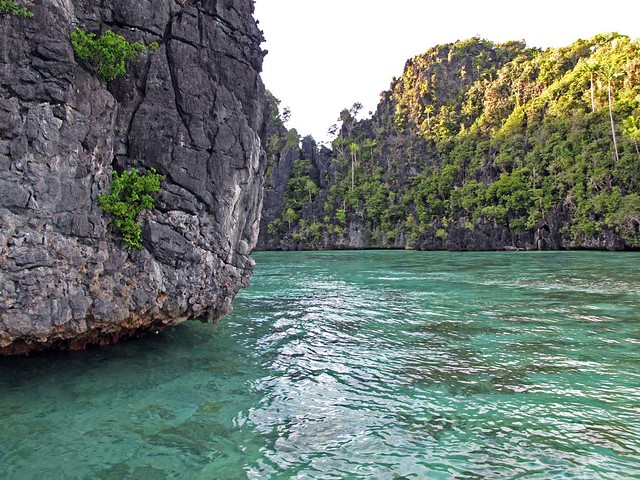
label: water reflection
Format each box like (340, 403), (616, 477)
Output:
(0, 251), (639, 479)
(240, 252), (640, 478)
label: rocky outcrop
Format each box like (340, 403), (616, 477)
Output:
(257, 36), (640, 253)
(0, 0), (267, 354)
(256, 143), (633, 251)
(260, 145), (300, 241)
(258, 135), (334, 250)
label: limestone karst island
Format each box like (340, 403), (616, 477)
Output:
(1, 0), (267, 354)
(1, 1), (639, 478)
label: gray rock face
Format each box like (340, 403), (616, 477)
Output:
(260, 145), (300, 233)
(258, 136), (334, 250)
(0, 0), (267, 354)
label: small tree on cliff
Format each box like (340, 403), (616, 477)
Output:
(305, 178), (319, 202)
(284, 207), (298, 230)
(601, 62), (624, 163)
(348, 142), (360, 191)
(363, 138), (377, 159)
(71, 28), (158, 82)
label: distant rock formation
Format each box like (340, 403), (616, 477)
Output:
(257, 36), (639, 252)
(0, 0), (268, 354)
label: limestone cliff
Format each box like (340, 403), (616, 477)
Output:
(258, 36), (640, 252)
(0, 0), (268, 354)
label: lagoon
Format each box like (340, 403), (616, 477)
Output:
(1, 251), (639, 478)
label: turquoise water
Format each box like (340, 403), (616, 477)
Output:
(1, 251), (639, 479)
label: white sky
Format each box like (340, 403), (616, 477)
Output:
(253, 0), (640, 143)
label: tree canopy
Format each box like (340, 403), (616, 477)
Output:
(262, 34), (640, 250)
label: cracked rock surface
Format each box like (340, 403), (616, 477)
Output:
(0, 0), (268, 354)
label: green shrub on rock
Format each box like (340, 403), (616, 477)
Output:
(0, 0), (33, 17)
(98, 168), (164, 250)
(71, 27), (158, 82)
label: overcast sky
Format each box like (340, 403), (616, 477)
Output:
(253, 0), (640, 143)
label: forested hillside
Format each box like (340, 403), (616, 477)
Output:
(258, 33), (640, 251)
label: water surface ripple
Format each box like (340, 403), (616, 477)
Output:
(1, 251), (639, 479)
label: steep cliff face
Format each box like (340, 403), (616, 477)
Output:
(258, 36), (640, 252)
(258, 135), (335, 250)
(0, 0), (267, 354)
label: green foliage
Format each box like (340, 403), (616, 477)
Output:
(283, 159), (319, 211)
(71, 28), (158, 82)
(284, 129), (300, 149)
(98, 168), (164, 250)
(266, 219), (282, 237)
(624, 115), (640, 148)
(266, 91), (285, 129)
(264, 33), (640, 250)
(283, 207), (298, 229)
(0, 0), (33, 17)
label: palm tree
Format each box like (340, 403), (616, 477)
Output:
(583, 58), (598, 113)
(600, 63), (624, 162)
(594, 39), (627, 163)
(424, 104), (434, 130)
(332, 135), (349, 157)
(348, 142), (360, 191)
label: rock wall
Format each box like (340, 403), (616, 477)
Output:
(256, 36), (640, 253)
(258, 135), (335, 250)
(0, 0), (267, 354)
(256, 136), (629, 252)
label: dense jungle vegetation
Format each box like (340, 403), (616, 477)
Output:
(262, 33), (640, 250)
